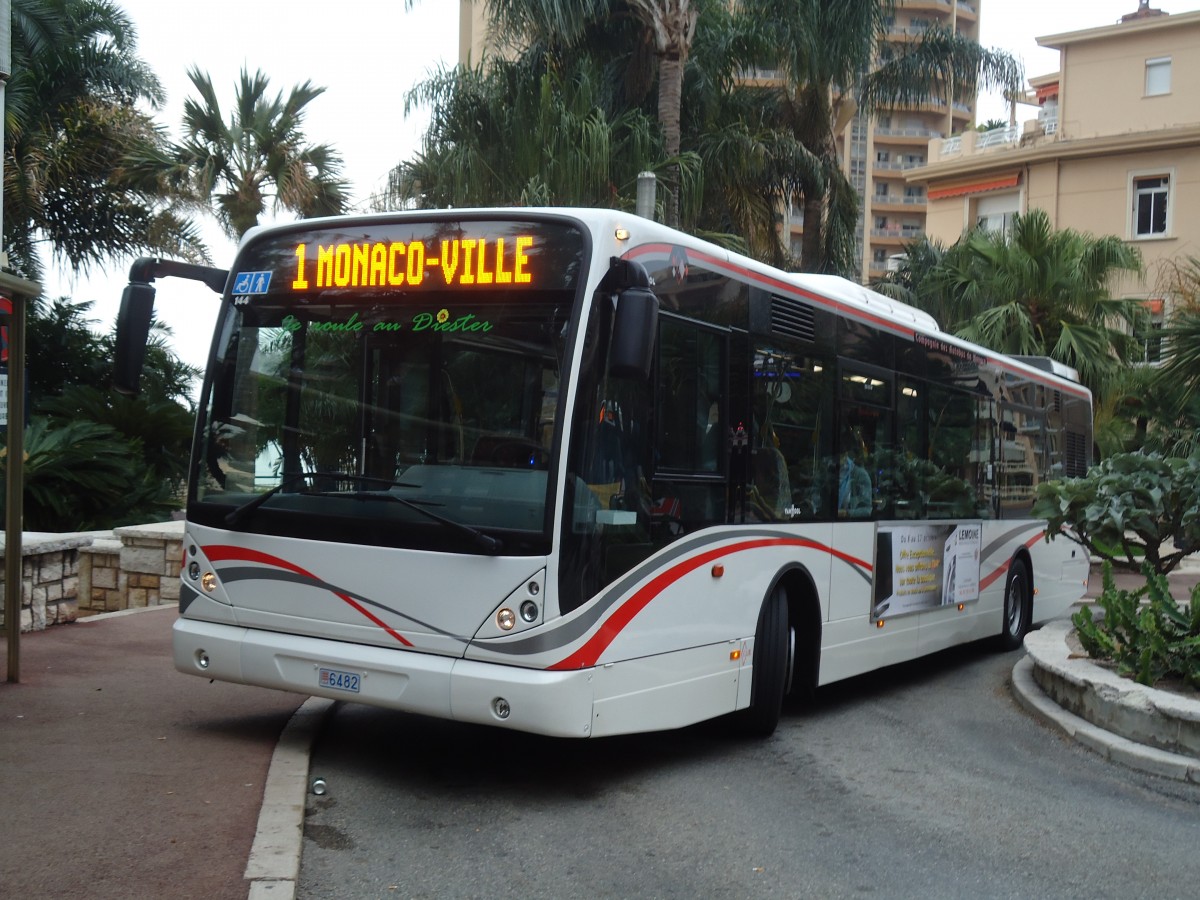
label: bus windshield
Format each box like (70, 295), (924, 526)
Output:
(190, 217), (587, 554)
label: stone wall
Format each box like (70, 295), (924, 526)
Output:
(2, 522), (184, 632)
(114, 522), (184, 608)
(77, 539), (123, 614)
(0, 535), (91, 631)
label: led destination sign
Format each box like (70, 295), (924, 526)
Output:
(288, 235), (535, 291)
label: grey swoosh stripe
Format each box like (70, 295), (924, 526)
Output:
(217, 566), (466, 642)
(473, 528), (872, 657)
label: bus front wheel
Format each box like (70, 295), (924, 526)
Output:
(998, 557), (1031, 651)
(734, 585), (790, 737)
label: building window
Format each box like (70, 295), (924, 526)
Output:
(1139, 300), (1165, 364)
(1133, 175), (1169, 238)
(1145, 57), (1171, 96)
(974, 192), (1019, 235)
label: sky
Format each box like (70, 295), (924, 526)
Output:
(42, 0), (1200, 381)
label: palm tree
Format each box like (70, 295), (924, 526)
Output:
(881, 210), (1144, 400)
(482, 0), (701, 226)
(735, 0), (1022, 274)
(177, 67), (349, 240)
(3, 0), (207, 280)
(1151, 256), (1200, 447)
(384, 55), (670, 211)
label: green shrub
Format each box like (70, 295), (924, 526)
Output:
(1073, 561), (1200, 691)
(0, 417), (176, 531)
(1033, 451), (1200, 576)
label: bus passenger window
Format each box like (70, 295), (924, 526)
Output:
(838, 452), (873, 517)
(656, 318), (723, 474)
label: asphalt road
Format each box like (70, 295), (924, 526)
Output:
(298, 642), (1200, 900)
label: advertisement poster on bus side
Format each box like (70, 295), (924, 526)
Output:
(871, 523), (981, 620)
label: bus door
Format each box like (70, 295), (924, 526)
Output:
(651, 314), (730, 537)
(822, 361), (921, 677)
(828, 360), (895, 622)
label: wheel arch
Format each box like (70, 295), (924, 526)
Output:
(1012, 546), (1034, 594)
(768, 563), (822, 699)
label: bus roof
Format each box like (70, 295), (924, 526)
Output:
(237, 207), (1087, 397)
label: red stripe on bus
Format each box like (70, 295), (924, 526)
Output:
(978, 531), (1047, 591)
(203, 544), (413, 646)
(625, 243), (1091, 401)
(627, 243), (916, 339)
(548, 537), (869, 671)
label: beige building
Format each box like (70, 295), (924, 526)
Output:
(910, 4), (1200, 352)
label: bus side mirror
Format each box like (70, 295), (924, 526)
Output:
(609, 286), (658, 380)
(113, 281), (156, 396)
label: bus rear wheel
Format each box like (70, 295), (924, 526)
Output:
(734, 585), (790, 737)
(998, 557), (1031, 651)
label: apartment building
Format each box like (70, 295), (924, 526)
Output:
(457, 1), (982, 280)
(909, 4), (1200, 351)
(821, 0), (981, 282)
(459, 0), (490, 64)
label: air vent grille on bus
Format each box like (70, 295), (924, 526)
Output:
(1065, 431), (1089, 478)
(771, 295), (816, 342)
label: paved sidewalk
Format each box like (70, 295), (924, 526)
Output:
(0, 607), (304, 900)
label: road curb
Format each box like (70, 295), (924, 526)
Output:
(245, 696), (337, 899)
(1011, 655), (1200, 783)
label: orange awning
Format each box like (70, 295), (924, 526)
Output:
(927, 172), (1020, 201)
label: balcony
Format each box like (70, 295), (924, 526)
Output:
(876, 125), (943, 141)
(978, 124), (1019, 148)
(870, 225), (925, 241)
(872, 157), (928, 172)
(935, 123), (1020, 159)
(872, 192), (927, 209)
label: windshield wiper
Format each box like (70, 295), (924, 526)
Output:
(224, 472), (417, 528)
(223, 472), (503, 554)
(224, 474), (312, 528)
(306, 489), (503, 555)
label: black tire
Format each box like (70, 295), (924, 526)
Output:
(734, 585), (790, 736)
(998, 557), (1031, 651)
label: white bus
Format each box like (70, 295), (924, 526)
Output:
(116, 209), (1092, 738)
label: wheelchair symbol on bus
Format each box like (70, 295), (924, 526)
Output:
(233, 271), (272, 295)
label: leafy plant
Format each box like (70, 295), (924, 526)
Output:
(1033, 451), (1200, 576)
(1, 418), (175, 531)
(1073, 562), (1200, 691)
(41, 385), (195, 488)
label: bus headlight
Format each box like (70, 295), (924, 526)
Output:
(496, 608), (516, 630)
(520, 600), (539, 622)
(201, 572), (217, 593)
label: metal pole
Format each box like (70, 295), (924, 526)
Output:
(636, 171), (657, 221)
(4, 290), (23, 681)
(1, 0), (15, 682)
(0, 273), (37, 684)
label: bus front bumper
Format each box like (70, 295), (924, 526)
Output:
(173, 617), (596, 738)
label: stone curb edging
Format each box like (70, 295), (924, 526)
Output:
(1014, 622), (1200, 783)
(245, 697), (337, 900)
